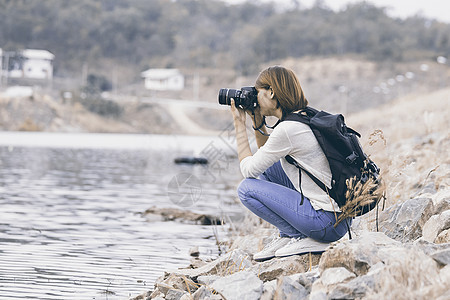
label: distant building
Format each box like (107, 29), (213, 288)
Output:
(6, 49), (55, 80)
(141, 68), (184, 91)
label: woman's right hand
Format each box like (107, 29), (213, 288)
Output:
(230, 99), (247, 126)
(230, 99), (253, 162)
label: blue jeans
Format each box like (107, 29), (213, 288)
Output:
(238, 161), (350, 242)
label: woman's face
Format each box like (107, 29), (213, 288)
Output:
(257, 87), (278, 116)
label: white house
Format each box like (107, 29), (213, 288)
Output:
(141, 68), (184, 91)
(8, 49), (55, 80)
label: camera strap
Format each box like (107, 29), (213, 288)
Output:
(266, 119), (281, 129)
(251, 114), (281, 136)
(251, 114), (269, 136)
(252, 115), (265, 131)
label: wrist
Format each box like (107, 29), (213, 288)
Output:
(233, 119), (246, 129)
(252, 112), (263, 123)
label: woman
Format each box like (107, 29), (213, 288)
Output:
(230, 66), (350, 262)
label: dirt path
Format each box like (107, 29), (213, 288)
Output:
(166, 102), (222, 136)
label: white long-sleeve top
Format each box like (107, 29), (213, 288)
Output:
(240, 120), (341, 212)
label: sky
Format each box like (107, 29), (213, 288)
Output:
(224, 0), (450, 23)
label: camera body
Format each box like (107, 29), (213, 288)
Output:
(218, 86), (258, 111)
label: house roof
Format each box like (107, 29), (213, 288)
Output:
(141, 68), (182, 79)
(22, 49), (55, 60)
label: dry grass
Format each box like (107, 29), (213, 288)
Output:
(347, 87), (450, 210)
(337, 174), (386, 225)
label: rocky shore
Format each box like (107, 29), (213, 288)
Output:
(133, 186), (449, 300)
(132, 88), (449, 300)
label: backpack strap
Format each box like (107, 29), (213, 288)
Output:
(285, 155), (305, 205)
(285, 155), (334, 200)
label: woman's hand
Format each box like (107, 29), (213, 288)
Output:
(230, 99), (247, 125)
(230, 99), (252, 162)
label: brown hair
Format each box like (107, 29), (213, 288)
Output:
(255, 66), (308, 119)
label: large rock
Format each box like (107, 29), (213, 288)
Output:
(317, 239), (445, 299)
(320, 267), (356, 286)
(316, 231), (450, 299)
(250, 254), (320, 282)
(310, 262), (381, 299)
(260, 280), (277, 300)
(210, 270), (263, 300)
(191, 286), (222, 300)
(378, 197), (434, 242)
(165, 289), (188, 300)
(142, 206), (223, 225)
(273, 275), (309, 300)
(173, 249), (252, 278)
(319, 231), (401, 276)
(153, 273), (199, 296)
(431, 189), (450, 214)
(262, 270), (320, 300)
(431, 249), (450, 266)
(290, 267), (320, 293)
(422, 210), (450, 242)
(413, 238), (450, 256)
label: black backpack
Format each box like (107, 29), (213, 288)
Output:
(283, 107), (383, 222)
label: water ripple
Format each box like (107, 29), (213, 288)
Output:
(0, 143), (243, 299)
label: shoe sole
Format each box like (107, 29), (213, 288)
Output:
(275, 248), (327, 257)
(253, 255), (275, 262)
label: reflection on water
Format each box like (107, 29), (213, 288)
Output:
(0, 134), (243, 299)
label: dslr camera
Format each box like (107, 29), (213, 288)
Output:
(218, 86), (258, 111)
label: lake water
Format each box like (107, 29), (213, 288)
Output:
(0, 132), (244, 299)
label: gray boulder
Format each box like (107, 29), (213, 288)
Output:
(378, 197), (434, 242)
(273, 276), (309, 300)
(320, 267), (356, 286)
(319, 231), (401, 276)
(412, 238), (450, 256)
(165, 289), (188, 300)
(173, 249), (252, 278)
(191, 286), (222, 300)
(422, 210), (450, 242)
(317, 231), (446, 299)
(431, 189), (450, 214)
(260, 280), (277, 300)
(431, 249), (450, 266)
(324, 263), (381, 299)
(290, 267), (320, 293)
(210, 270), (263, 300)
(249, 254), (321, 282)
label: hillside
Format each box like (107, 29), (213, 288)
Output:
(1, 56), (448, 137)
(0, 89), (179, 134)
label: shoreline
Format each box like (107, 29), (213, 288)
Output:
(133, 185), (450, 300)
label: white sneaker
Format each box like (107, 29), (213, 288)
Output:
(275, 237), (330, 257)
(253, 236), (291, 262)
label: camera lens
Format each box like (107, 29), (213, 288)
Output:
(218, 88), (240, 106)
(218, 88), (230, 105)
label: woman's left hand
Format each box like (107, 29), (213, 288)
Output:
(230, 99), (246, 126)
